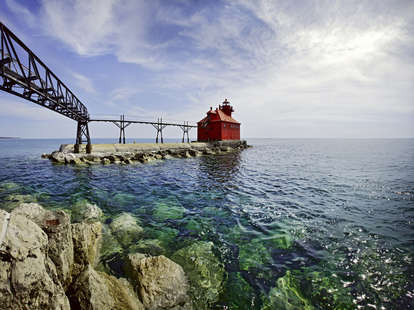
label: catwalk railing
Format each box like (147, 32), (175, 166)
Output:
(90, 116), (196, 144)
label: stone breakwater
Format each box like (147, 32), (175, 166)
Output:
(44, 140), (249, 165)
(0, 202), (226, 310)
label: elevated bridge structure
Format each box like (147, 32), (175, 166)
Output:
(90, 116), (195, 144)
(0, 22), (195, 153)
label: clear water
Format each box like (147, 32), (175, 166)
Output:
(1, 138), (413, 309)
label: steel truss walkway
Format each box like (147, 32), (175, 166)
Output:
(0, 22), (91, 152)
(0, 22), (196, 152)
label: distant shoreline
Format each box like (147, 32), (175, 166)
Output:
(0, 137), (20, 139)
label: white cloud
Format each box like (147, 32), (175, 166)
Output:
(72, 72), (96, 94)
(5, 0), (36, 26)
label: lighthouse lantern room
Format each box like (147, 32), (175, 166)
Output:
(197, 99), (240, 141)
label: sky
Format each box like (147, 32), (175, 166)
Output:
(0, 0), (413, 139)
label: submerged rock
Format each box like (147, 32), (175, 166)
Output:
(220, 272), (257, 310)
(300, 270), (353, 310)
(0, 210), (70, 309)
(69, 265), (144, 310)
(153, 201), (186, 221)
(238, 238), (271, 271)
(71, 200), (104, 223)
(261, 271), (313, 310)
(109, 212), (143, 247)
(125, 254), (192, 310)
(2, 193), (37, 211)
(0, 181), (20, 191)
(172, 241), (225, 309)
(145, 226), (179, 253)
(12, 203), (74, 289)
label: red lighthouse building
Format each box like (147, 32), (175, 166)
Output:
(197, 99), (240, 141)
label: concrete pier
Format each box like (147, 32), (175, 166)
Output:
(45, 140), (249, 165)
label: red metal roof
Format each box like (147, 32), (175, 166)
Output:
(197, 108), (240, 124)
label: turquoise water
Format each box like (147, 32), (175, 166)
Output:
(1, 138), (413, 309)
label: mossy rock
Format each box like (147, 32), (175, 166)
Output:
(300, 271), (353, 310)
(201, 206), (229, 218)
(112, 192), (137, 206)
(0, 182), (20, 192)
(239, 238), (272, 271)
(261, 271), (313, 310)
(153, 201), (186, 221)
(145, 226), (179, 251)
(185, 219), (202, 232)
(109, 212), (143, 247)
(171, 241), (225, 309)
(220, 272), (257, 310)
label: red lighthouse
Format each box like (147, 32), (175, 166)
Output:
(197, 99), (240, 141)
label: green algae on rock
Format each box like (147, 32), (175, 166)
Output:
(300, 270), (353, 310)
(220, 272), (257, 310)
(261, 271), (314, 310)
(152, 201), (186, 221)
(109, 212), (144, 248)
(0, 181), (20, 192)
(171, 241), (225, 309)
(239, 238), (272, 271)
(112, 192), (137, 207)
(184, 219), (205, 235)
(144, 225), (179, 255)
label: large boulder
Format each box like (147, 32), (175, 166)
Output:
(171, 241), (225, 309)
(71, 201), (104, 223)
(71, 222), (102, 278)
(0, 210), (70, 309)
(12, 203), (74, 289)
(109, 213), (143, 247)
(125, 254), (192, 310)
(69, 265), (144, 310)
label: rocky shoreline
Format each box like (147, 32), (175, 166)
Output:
(0, 202), (225, 310)
(44, 140), (249, 165)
